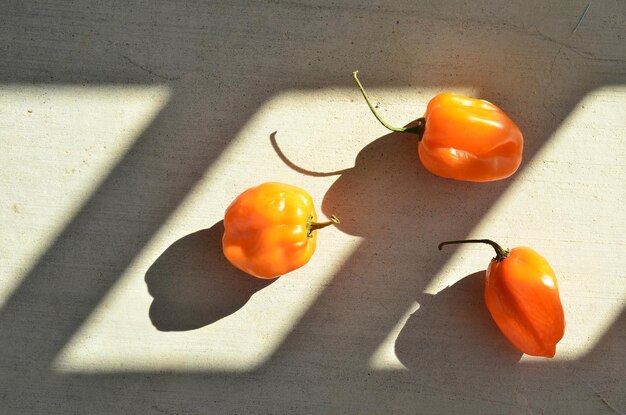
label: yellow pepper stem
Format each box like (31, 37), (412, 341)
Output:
(352, 70), (425, 139)
(438, 239), (510, 262)
(308, 215), (340, 237)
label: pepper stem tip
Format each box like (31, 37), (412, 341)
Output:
(352, 70), (425, 138)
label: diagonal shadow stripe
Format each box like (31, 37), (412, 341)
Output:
(0, 79), (269, 367)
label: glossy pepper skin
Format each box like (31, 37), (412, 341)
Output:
(222, 182), (339, 279)
(439, 239), (565, 358)
(353, 71), (524, 182)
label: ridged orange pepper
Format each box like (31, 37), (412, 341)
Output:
(222, 182), (339, 279)
(439, 239), (565, 357)
(353, 71), (524, 182)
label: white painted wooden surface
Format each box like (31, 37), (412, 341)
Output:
(1, 1), (624, 413)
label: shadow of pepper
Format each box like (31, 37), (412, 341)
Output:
(395, 272), (522, 396)
(268, 130), (511, 366)
(145, 221), (274, 331)
(272, 125), (509, 239)
(319, 123), (512, 239)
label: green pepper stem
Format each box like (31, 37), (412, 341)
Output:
(438, 239), (509, 261)
(308, 215), (340, 237)
(352, 70), (425, 139)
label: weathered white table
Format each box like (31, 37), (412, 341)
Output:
(1, 1), (624, 413)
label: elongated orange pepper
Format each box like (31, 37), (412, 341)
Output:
(223, 182), (339, 279)
(439, 239), (565, 357)
(353, 71), (524, 182)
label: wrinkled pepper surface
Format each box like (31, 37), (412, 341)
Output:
(439, 239), (565, 357)
(353, 71), (524, 182)
(223, 182), (339, 279)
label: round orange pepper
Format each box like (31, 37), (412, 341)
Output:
(439, 239), (565, 357)
(353, 71), (524, 182)
(222, 182), (339, 279)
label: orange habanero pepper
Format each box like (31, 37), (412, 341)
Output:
(439, 239), (565, 358)
(223, 182), (339, 279)
(353, 71), (524, 182)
